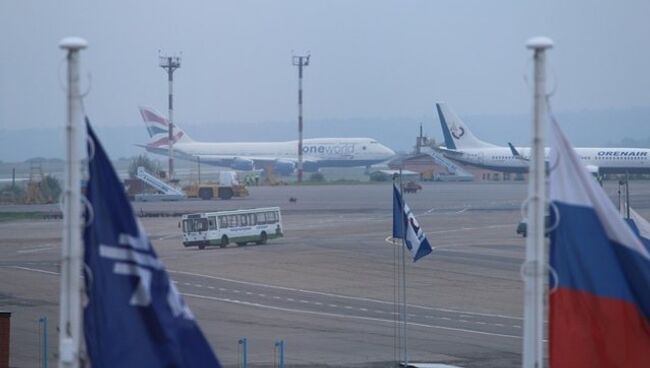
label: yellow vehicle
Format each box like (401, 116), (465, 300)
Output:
(184, 183), (248, 200)
(183, 171), (249, 200)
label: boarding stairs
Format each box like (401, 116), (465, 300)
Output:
(135, 166), (186, 201)
(421, 147), (474, 181)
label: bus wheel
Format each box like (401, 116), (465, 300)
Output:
(198, 243), (205, 250)
(221, 235), (229, 247)
(257, 232), (268, 245)
(236, 242), (247, 247)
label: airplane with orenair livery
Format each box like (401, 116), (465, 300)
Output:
(138, 107), (396, 175)
(435, 102), (650, 175)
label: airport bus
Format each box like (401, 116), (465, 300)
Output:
(181, 207), (283, 249)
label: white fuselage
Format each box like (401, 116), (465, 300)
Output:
(449, 147), (650, 174)
(148, 137), (396, 169)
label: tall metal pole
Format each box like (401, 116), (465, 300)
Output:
(159, 54), (181, 181)
(399, 168), (408, 367)
(523, 36), (553, 368)
(58, 36), (87, 368)
(293, 54), (310, 183)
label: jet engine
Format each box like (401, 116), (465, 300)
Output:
(273, 160), (296, 176)
(230, 158), (255, 171)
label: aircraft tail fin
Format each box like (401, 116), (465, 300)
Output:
(436, 103), (496, 150)
(138, 106), (193, 147)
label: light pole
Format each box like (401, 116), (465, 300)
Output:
(159, 54), (181, 181)
(292, 54), (310, 183)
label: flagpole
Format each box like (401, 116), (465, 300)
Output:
(523, 36), (553, 368)
(59, 37), (87, 368)
(399, 168), (408, 367)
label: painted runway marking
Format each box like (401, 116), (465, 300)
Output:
(168, 269), (522, 320)
(6, 265), (522, 337)
(9, 266), (59, 275)
(17, 245), (56, 254)
(182, 292), (522, 340)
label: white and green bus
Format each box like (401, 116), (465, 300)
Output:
(181, 207), (283, 249)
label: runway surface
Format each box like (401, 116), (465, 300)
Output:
(1, 181), (649, 367)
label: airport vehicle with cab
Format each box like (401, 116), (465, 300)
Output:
(181, 207), (283, 249)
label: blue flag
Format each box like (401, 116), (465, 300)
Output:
(84, 120), (221, 367)
(392, 184), (433, 262)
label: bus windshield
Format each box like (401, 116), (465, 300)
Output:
(183, 218), (209, 233)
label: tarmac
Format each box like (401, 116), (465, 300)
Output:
(1, 180), (649, 367)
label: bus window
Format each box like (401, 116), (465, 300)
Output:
(195, 218), (208, 232)
(219, 216), (228, 229)
(208, 216), (217, 230)
(266, 211), (276, 223)
(249, 214), (256, 226)
(256, 213), (266, 225)
(182, 220), (189, 232)
(240, 214), (248, 226)
(228, 215), (238, 228)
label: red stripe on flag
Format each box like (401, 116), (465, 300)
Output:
(551, 288), (650, 368)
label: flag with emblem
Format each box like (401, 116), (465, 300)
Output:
(393, 184), (433, 262)
(83, 120), (221, 367)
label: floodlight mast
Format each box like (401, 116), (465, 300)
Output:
(292, 54), (310, 183)
(159, 54), (181, 181)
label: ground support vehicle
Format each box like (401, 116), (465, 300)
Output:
(181, 207), (283, 249)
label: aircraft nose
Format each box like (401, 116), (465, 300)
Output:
(382, 145), (396, 157)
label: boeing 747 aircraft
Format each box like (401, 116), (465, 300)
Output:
(138, 107), (395, 175)
(435, 103), (650, 175)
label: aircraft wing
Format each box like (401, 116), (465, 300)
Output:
(434, 146), (464, 156)
(196, 154), (319, 164)
(508, 142), (529, 161)
(195, 154), (276, 163)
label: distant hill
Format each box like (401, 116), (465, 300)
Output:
(1, 106), (649, 162)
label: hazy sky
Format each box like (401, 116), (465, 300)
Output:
(1, 0), (649, 132)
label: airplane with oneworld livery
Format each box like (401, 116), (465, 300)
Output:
(138, 107), (396, 176)
(435, 102), (650, 175)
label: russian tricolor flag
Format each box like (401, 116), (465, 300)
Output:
(549, 119), (650, 367)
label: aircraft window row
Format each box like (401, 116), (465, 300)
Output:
(595, 156), (645, 160)
(218, 211), (279, 229)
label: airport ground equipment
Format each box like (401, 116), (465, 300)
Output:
(183, 171), (248, 200)
(181, 207), (283, 249)
(421, 147), (474, 181)
(135, 166), (185, 201)
(403, 181), (422, 193)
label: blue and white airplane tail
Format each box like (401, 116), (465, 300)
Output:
(138, 106), (193, 147)
(436, 103), (497, 150)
